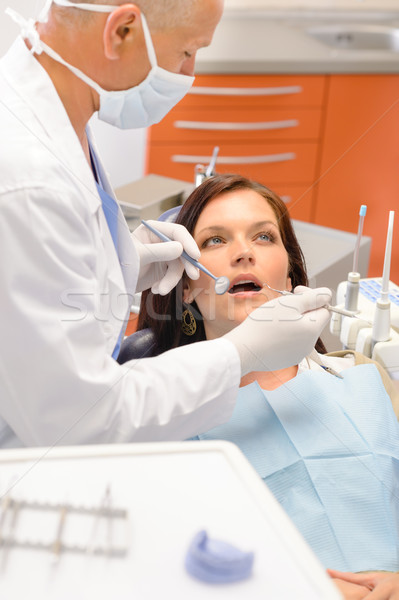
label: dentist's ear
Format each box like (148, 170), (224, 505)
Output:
(103, 4), (141, 59)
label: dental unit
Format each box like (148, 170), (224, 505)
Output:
(331, 208), (399, 380)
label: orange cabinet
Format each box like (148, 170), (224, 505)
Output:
(147, 73), (399, 281)
(313, 75), (399, 281)
(146, 74), (327, 222)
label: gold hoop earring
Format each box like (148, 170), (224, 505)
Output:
(181, 308), (197, 336)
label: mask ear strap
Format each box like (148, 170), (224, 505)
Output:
(37, 1), (157, 69)
(37, 0), (53, 23)
(41, 36), (105, 95)
(7, 6), (106, 94)
(139, 13), (157, 68)
(6, 8), (44, 54)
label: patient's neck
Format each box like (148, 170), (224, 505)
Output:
(240, 365), (298, 390)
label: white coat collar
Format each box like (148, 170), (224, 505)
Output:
(1, 37), (138, 298)
(0, 37), (101, 215)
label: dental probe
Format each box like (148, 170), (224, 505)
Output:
(141, 220), (230, 295)
(262, 283), (371, 321)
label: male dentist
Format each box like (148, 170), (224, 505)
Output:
(0, 0), (331, 447)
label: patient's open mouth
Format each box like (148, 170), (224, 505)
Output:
(228, 280), (262, 294)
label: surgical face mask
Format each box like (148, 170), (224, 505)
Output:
(7, 0), (195, 129)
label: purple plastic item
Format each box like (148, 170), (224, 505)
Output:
(185, 530), (254, 584)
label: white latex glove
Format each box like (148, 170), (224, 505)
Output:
(224, 285), (332, 375)
(132, 220), (200, 295)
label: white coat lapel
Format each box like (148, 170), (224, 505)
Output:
(3, 39), (136, 354)
(87, 126), (138, 298)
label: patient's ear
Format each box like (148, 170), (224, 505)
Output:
(183, 281), (194, 304)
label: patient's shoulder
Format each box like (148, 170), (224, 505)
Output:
(326, 350), (399, 419)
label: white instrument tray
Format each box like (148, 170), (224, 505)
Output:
(0, 441), (341, 600)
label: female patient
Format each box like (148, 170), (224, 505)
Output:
(133, 174), (399, 575)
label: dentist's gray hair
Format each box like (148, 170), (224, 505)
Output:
(54, 0), (200, 29)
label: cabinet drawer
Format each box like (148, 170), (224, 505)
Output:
(149, 106), (323, 143)
(274, 184), (316, 223)
(179, 75), (326, 109)
(147, 142), (319, 185)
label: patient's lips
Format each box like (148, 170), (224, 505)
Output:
(228, 274), (263, 296)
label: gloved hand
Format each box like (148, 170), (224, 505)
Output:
(224, 285), (332, 375)
(132, 220), (200, 295)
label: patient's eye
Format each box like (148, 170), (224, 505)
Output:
(256, 230), (275, 243)
(202, 236), (224, 248)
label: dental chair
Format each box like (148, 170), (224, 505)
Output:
(117, 205), (182, 365)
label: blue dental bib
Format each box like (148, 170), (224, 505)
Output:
(194, 364), (399, 572)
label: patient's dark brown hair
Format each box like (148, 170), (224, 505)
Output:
(137, 174), (326, 355)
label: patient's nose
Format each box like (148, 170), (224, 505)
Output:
(231, 240), (256, 265)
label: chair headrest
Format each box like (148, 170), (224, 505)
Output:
(117, 328), (156, 364)
(158, 205), (182, 223)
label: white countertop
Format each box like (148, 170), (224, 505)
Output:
(196, 10), (399, 74)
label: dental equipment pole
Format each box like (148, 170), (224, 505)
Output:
(205, 146), (219, 177)
(345, 204), (367, 312)
(372, 211), (395, 345)
(195, 146), (219, 187)
(141, 220), (230, 295)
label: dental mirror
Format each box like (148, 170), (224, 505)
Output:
(141, 220), (230, 295)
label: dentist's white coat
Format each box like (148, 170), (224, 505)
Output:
(0, 38), (240, 448)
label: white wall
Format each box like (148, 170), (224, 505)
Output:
(224, 0), (399, 8)
(0, 0), (146, 188)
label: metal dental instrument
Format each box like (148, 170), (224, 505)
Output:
(105, 485), (113, 558)
(205, 146), (219, 177)
(85, 484), (113, 557)
(262, 282), (370, 320)
(141, 220), (230, 295)
(0, 494), (12, 546)
(0, 493), (128, 561)
(1, 498), (20, 571)
(52, 503), (67, 565)
(195, 146), (220, 186)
